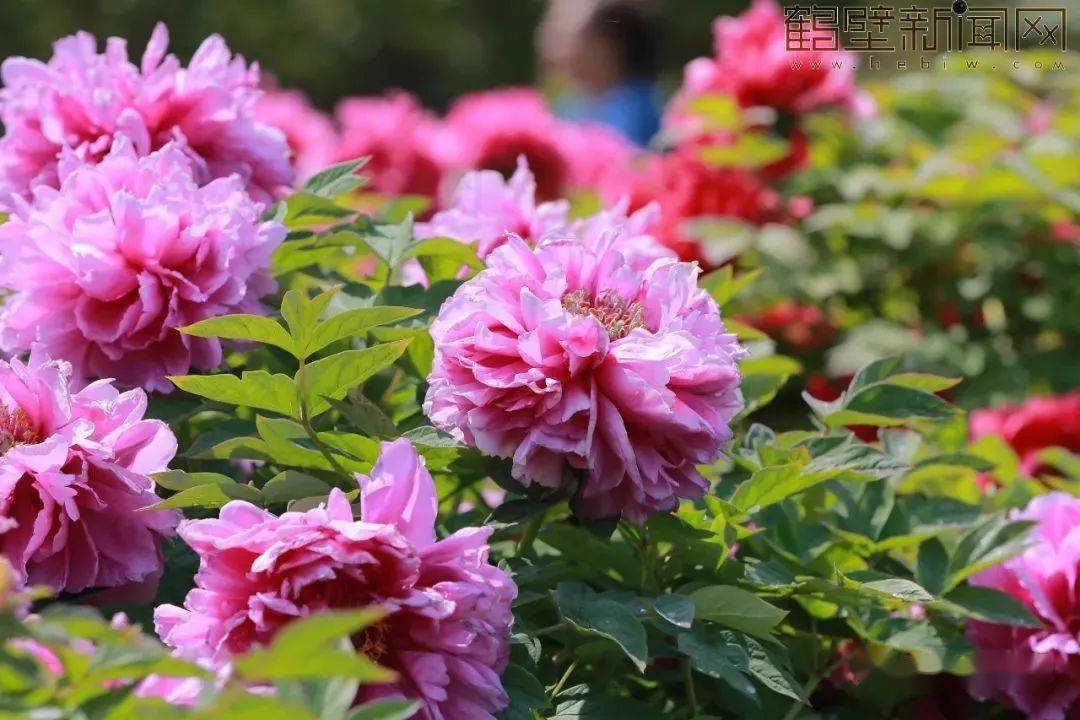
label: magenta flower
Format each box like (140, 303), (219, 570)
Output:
(335, 92), (448, 198)
(970, 393), (1080, 477)
(0, 23), (293, 207)
(425, 233), (744, 522)
(0, 348), (177, 594)
(0, 138), (284, 392)
(154, 438), (515, 719)
(417, 157), (570, 260)
(665, 0), (873, 130)
(253, 88), (337, 182)
(444, 88), (570, 201)
(968, 493), (1080, 720)
(558, 121), (637, 193)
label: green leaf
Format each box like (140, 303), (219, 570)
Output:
(283, 287), (339, 355)
(400, 236), (483, 269)
(498, 663), (550, 720)
(151, 470), (238, 492)
(947, 516), (1036, 591)
(858, 578), (934, 603)
(549, 686), (661, 719)
(738, 355), (802, 417)
(303, 340), (412, 416)
(348, 699), (421, 720)
(916, 538), (949, 596)
(730, 463), (842, 513)
(689, 586), (787, 638)
(234, 609), (394, 682)
(180, 314), (295, 355)
(262, 471), (333, 505)
(653, 594), (695, 629)
(941, 585), (1041, 628)
(676, 626), (757, 701)
(170, 371), (299, 419)
(305, 306), (422, 358)
(285, 193), (356, 228)
(701, 266), (764, 307)
(303, 158), (368, 199)
(554, 583), (648, 672)
(743, 635), (802, 702)
(148, 482), (262, 510)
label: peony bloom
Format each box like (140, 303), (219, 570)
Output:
(0, 348), (177, 594)
(0, 138), (285, 392)
(743, 300), (835, 353)
(557, 121), (637, 194)
(253, 88), (337, 182)
(425, 234), (744, 522)
(970, 393), (1080, 477)
(614, 149), (782, 266)
(154, 438), (515, 720)
(416, 157), (570, 260)
(444, 88), (570, 202)
(0, 23), (293, 207)
(335, 92), (447, 198)
(967, 493), (1080, 720)
(665, 0), (871, 127)
(569, 199), (674, 272)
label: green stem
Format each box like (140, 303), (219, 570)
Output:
(550, 660), (579, 699)
(683, 658), (699, 718)
(296, 358), (349, 479)
(517, 509), (547, 557)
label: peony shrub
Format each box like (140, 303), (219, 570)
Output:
(0, 9), (1075, 720)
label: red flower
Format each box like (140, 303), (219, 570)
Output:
(744, 301), (835, 353)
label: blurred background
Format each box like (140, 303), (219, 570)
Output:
(0, 0), (731, 112)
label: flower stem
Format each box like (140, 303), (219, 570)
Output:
(683, 658), (699, 717)
(550, 660), (579, 699)
(517, 509), (547, 557)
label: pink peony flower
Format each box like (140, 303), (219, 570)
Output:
(335, 92), (447, 198)
(569, 199), (674, 272)
(0, 138), (285, 392)
(0, 348), (177, 594)
(253, 88), (337, 182)
(0, 23), (293, 207)
(970, 393), (1080, 477)
(416, 157), (570, 260)
(967, 493), (1080, 720)
(557, 121), (637, 194)
(154, 438), (515, 720)
(665, 0), (871, 125)
(444, 88), (570, 202)
(425, 234), (744, 522)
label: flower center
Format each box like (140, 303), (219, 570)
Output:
(0, 407), (38, 455)
(354, 621), (391, 664)
(562, 289), (646, 341)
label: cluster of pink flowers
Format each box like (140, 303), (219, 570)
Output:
(155, 439), (515, 719)
(666, 0), (871, 128)
(254, 86), (636, 207)
(0, 23), (293, 208)
(0, 138), (284, 392)
(968, 493), (1080, 720)
(425, 231), (744, 522)
(0, 348), (177, 594)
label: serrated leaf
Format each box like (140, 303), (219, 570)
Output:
(180, 314), (295, 355)
(305, 306), (422, 358)
(303, 340), (411, 416)
(304, 158), (368, 199)
(169, 371), (299, 419)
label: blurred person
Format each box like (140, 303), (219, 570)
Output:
(539, 0), (661, 146)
